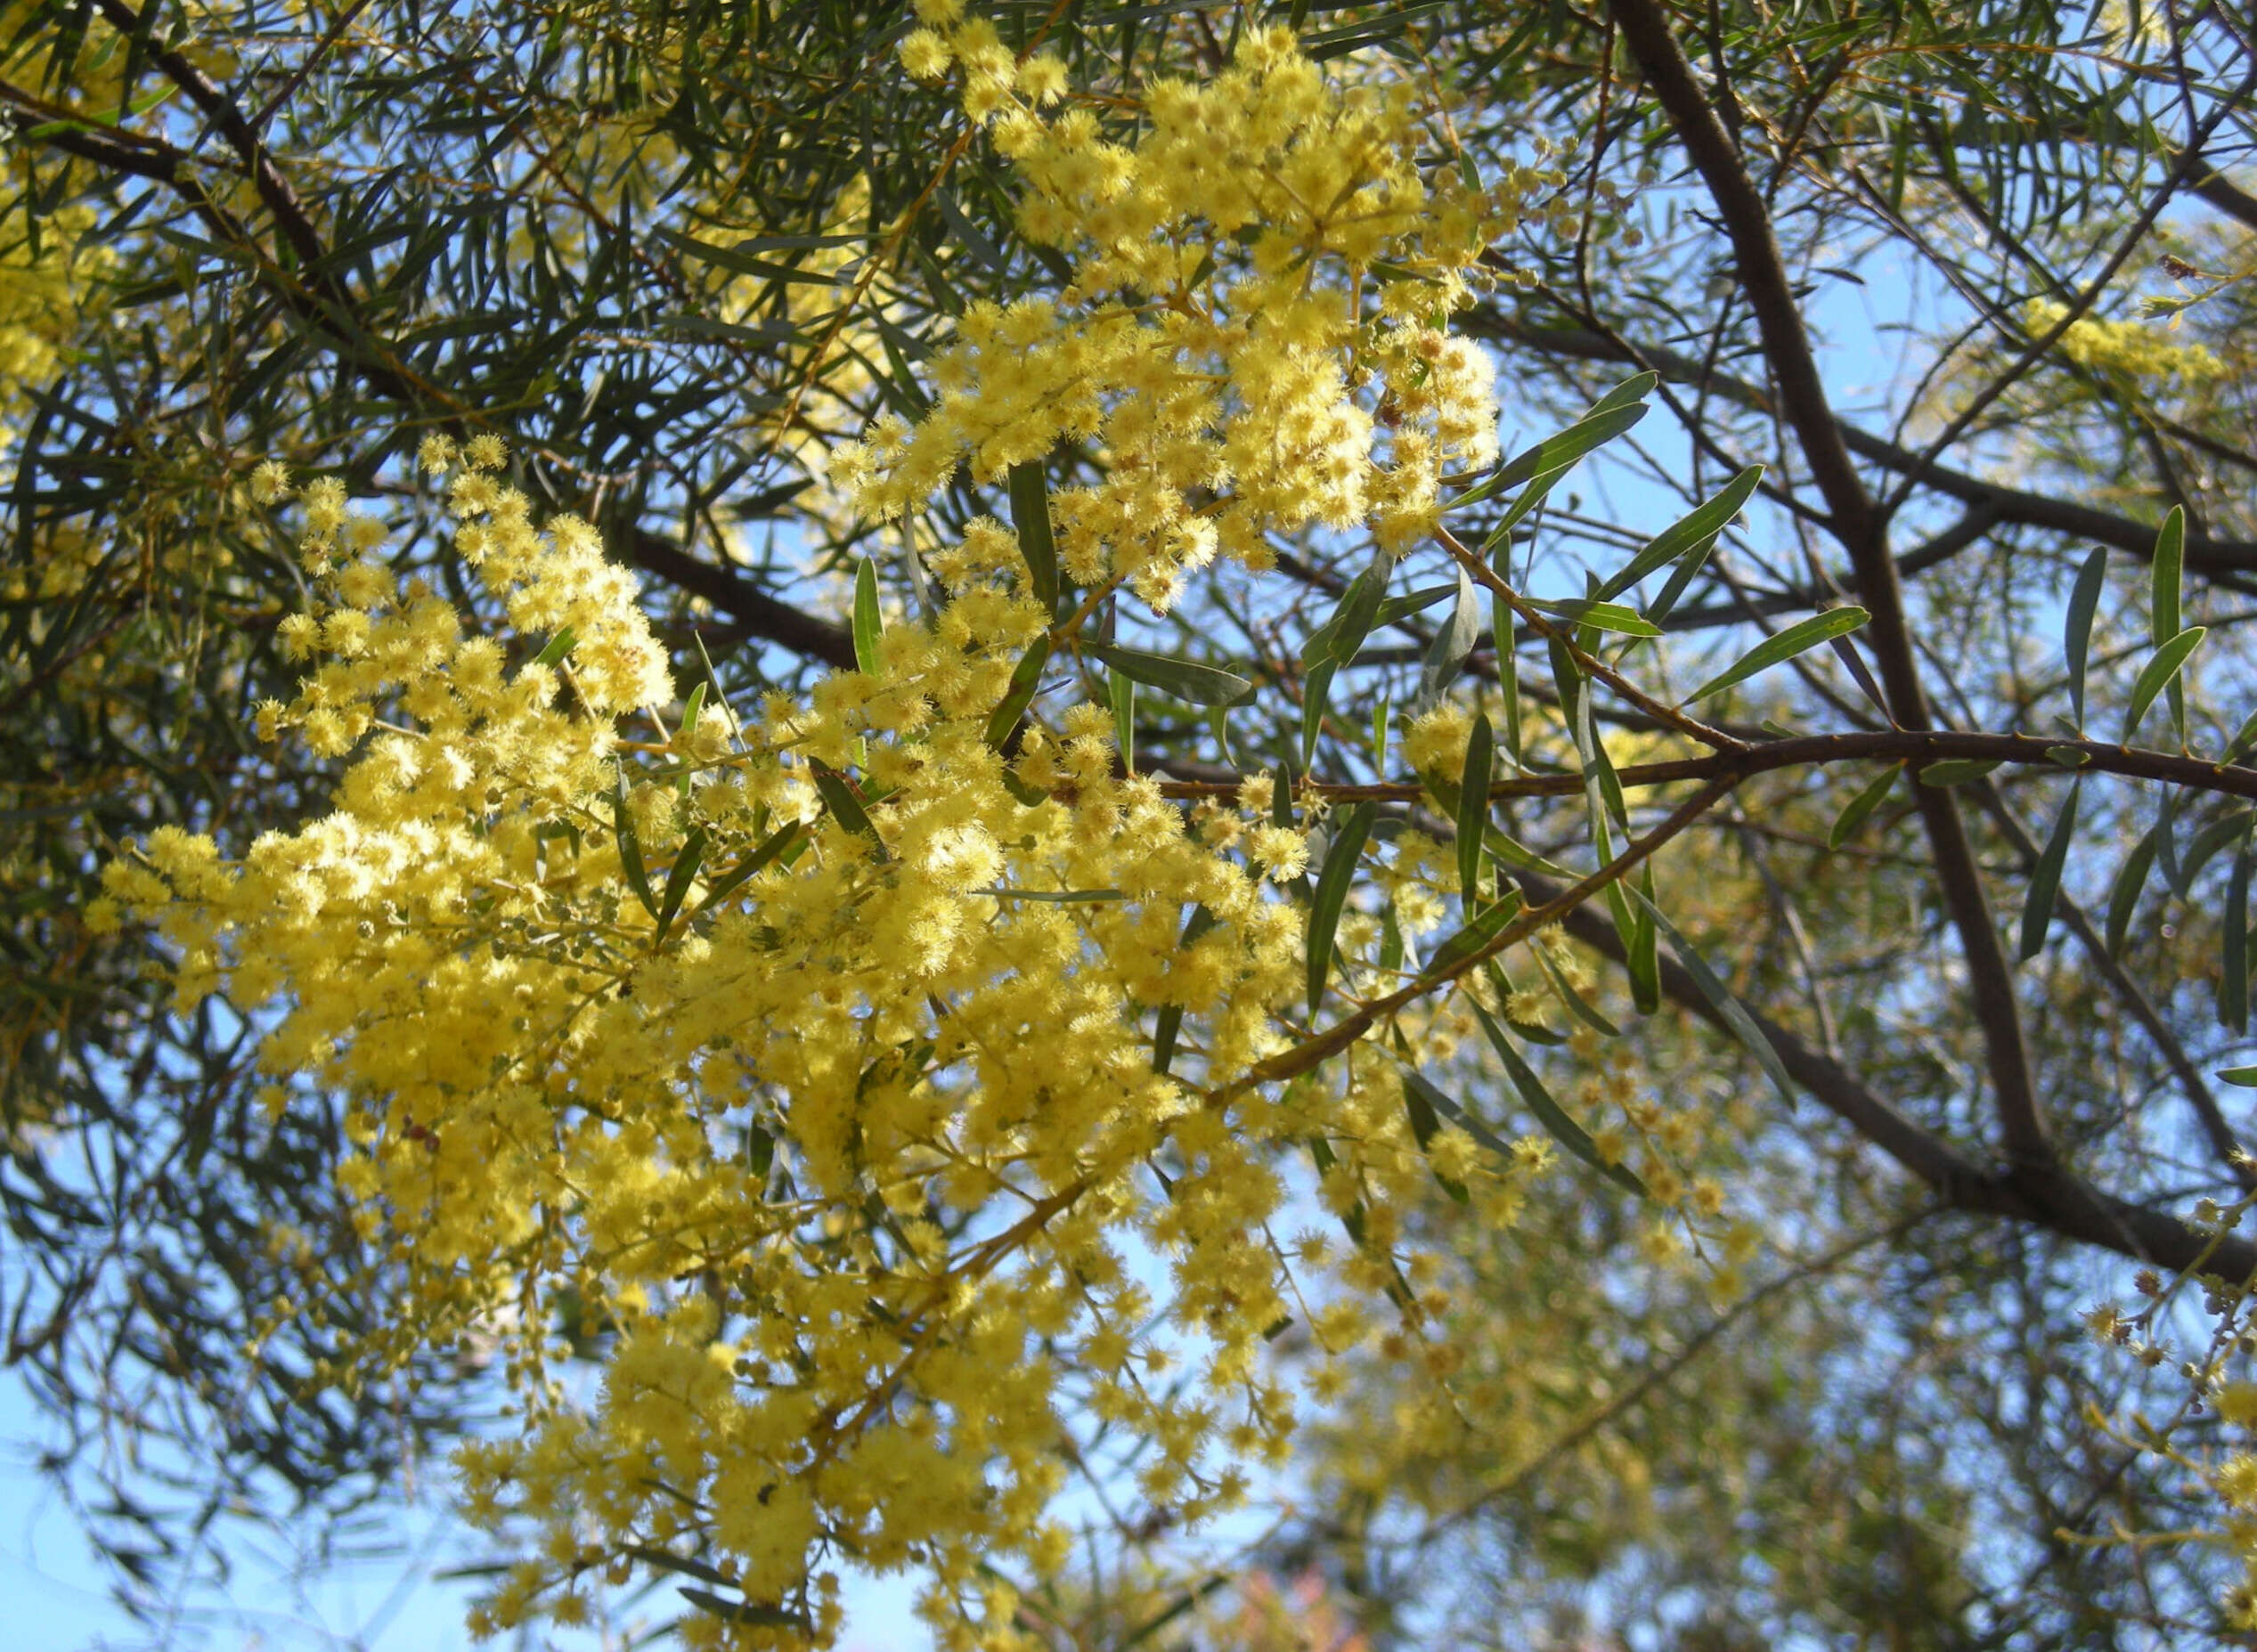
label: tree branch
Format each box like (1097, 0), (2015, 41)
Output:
(1608, 0), (2049, 1169)
(1554, 891), (2257, 1280)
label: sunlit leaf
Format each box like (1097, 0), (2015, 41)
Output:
(1685, 608), (1870, 702)
(1086, 641), (1252, 707)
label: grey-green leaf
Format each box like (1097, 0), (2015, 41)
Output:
(1308, 802), (1376, 1016)
(1918, 758), (2003, 787)
(651, 826), (709, 949)
(1829, 763), (1902, 849)
(1421, 566), (1482, 702)
(2152, 505), (2184, 647)
(1419, 890), (1524, 984)
(1636, 892), (1797, 1107)
(1456, 712), (1494, 904)
(1300, 657), (1338, 769)
(2226, 832), (2254, 1035)
(984, 635), (1052, 750)
(852, 557), (883, 676)
(1523, 598), (1662, 638)
(613, 776), (656, 917)
(2122, 625), (2205, 745)
(1392, 1070), (1470, 1202)
(1596, 465), (1765, 604)
(1008, 461), (1058, 612)
(1685, 607), (1870, 702)
(811, 761), (886, 858)
(2104, 826), (2158, 959)
(1109, 668), (1135, 766)
(1086, 640), (1253, 707)
(1153, 906), (1218, 1075)
(2065, 545), (2106, 729)
(1467, 996), (1646, 1195)
(1456, 397), (1651, 508)
(2017, 777), (2081, 963)
(695, 819), (803, 916)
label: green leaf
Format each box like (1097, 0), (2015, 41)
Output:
(1829, 763), (1902, 849)
(2017, 777), (2080, 963)
(1397, 1064), (1441, 1147)
(2046, 746), (2090, 769)
(2181, 809), (2257, 886)
(1008, 462), (1059, 613)
(1371, 688), (1390, 772)
(1586, 370), (1662, 416)
(659, 227), (843, 284)
(852, 557), (884, 675)
(1918, 759), (2002, 787)
(2153, 506), (2185, 647)
(1685, 608), (1870, 702)
(1536, 945), (1620, 1036)
(1626, 865), (1660, 1015)
(2104, 826), (2158, 959)
(1419, 891), (1525, 984)
(680, 681), (708, 741)
(695, 820), (803, 916)
(1397, 1058), (1518, 1167)
(651, 827), (709, 949)
(2158, 786), (2189, 899)
(811, 761), (886, 859)
(984, 636), (1053, 751)
(1466, 996), (1645, 1194)
(1153, 907), (1218, 1075)
(1085, 640), (1252, 707)
(1394, 1070), (1471, 1202)
(1300, 656), (1338, 769)
(2065, 545), (2106, 729)
(1456, 712), (1494, 905)
(1636, 892), (1797, 1107)
(2155, 508), (2190, 745)
(613, 776), (656, 917)
(1301, 564), (1389, 668)
(1455, 399), (1651, 509)
(1308, 802), (1376, 1016)
(1110, 668), (1136, 767)
(534, 626), (578, 667)
(2226, 831), (2253, 1035)
(2217, 1066), (2257, 1087)
(1495, 585), (1521, 765)
(1596, 466), (1765, 604)
(1421, 566), (1482, 702)
(1522, 598), (1662, 638)
(2222, 705), (2257, 767)
(1371, 582), (1458, 631)
(2122, 625), (2206, 745)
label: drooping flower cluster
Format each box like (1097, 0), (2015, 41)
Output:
(95, 15), (1560, 1650)
(843, 7), (1520, 611)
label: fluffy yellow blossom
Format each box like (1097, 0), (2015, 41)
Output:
(97, 15), (1570, 1650)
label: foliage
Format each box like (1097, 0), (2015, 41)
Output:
(14, 0), (2257, 1648)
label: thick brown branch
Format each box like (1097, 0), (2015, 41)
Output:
(1553, 891), (2257, 1280)
(1154, 728), (2257, 809)
(1607, 0), (2047, 1170)
(625, 527), (854, 671)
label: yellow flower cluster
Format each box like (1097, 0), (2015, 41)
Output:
(0, 190), (104, 459)
(843, 4), (1515, 612)
(96, 15), (1566, 1649)
(2026, 297), (2226, 384)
